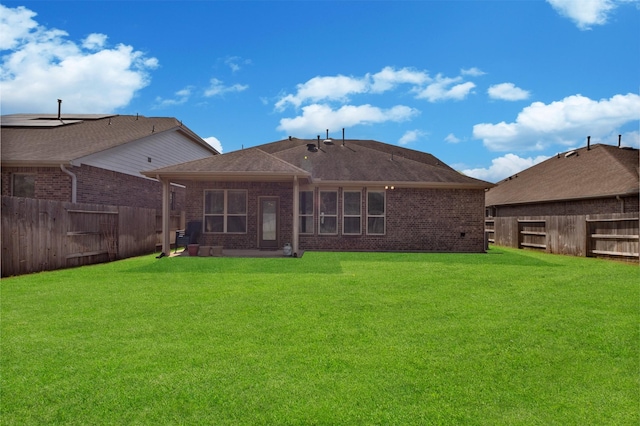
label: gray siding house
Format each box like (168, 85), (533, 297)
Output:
(1, 114), (219, 210)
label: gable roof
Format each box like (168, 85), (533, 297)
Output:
(144, 137), (493, 189)
(1, 114), (218, 166)
(486, 143), (639, 207)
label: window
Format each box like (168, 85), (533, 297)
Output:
(12, 174), (35, 198)
(299, 190), (314, 234)
(367, 191), (385, 235)
(343, 190), (361, 235)
(204, 189), (247, 233)
(319, 191), (338, 234)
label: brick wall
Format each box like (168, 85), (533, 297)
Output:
(185, 181), (487, 253)
(493, 195), (639, 217)
(2, 165), (185, 211)
(2, 167), (72, 202)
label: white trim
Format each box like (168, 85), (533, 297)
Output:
(203, 189), (248, 234)
(342, 190), (362, 235)
(366, 190), (386, 235)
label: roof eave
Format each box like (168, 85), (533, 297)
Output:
(1, 160), (73, 167)
(486, 190), (639, 207)
(141, 170), (313, 183)
(308, 180), (494, 189)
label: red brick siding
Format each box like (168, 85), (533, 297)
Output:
(2, 165), (185, 210)
(2, 167), (72, 202)
(185, 181), (486, 253)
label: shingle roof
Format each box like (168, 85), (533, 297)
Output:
(485, 143), (639, 206)
(1, 114), (217, 165)
(144, 137), (493, 188)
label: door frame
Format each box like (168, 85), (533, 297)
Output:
(258, 196), (280, 249)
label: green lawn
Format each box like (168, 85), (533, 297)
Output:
(1, 247), (638, 425)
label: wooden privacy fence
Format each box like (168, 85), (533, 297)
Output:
(485, 212), (639, 260)
(1, 196), (182, 277)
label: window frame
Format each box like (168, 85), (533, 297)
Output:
(366, 190), (386, 235)
(318, 190), (339, 235)
(342, 189), (362, 235)
(11, 173), (35, 198)
(203, 189), (248, 234)
(298, 189), (315, 235)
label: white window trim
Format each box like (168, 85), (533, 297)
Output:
(366, 190), (386, 235)
(342, 190), (362, 235)
(203, 189), (248, 234)
(299, 189), (315, 235)
(319, 190), (339, 235)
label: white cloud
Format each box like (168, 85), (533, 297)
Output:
(413, 74), (476, 102)
(488, 83), (530, 101)
(275, 67), (481, 111)
(204, 78), (248, 97)
(82, 33), (107, 50)
(546, 0), (638, 30)
(0, 5), (37, 50)
(463, 153), (549, 182)
(277, 103), (418, 135)
(398, 129), (426, 145)
(473, 93), (640, 151)
(153, 86), (193, 108)
(369, 66), (430, 93)
(461, 67), (486, 77)
(275, 75), (368, 110)
(0, 4), (159, 114)
(223, 56), (251, 72)
(444, 133), (461, 143)
(204, 136), (223, 153)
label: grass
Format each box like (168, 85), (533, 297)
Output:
(1, 247), (638, 425)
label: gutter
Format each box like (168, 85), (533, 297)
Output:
(60, 164), (77, 203)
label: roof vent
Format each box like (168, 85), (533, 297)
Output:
(306, 143), (318, 152)
(564, 150), (576, 158)
(323, 129), (334, 145)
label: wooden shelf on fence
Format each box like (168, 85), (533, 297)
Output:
(591, 249), (639, 257)
(66, 209), (118, 215)
(520, 242), (547, 249)
(586, 217), (638, 223)
(517, 220), (546, 223)
(520, 231), (547, 236)
(66, 250), (109, 259)
(66, 231), (102, 236)
(591, 234), (639, 240)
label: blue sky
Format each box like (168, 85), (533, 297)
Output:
(1, 0), (639, 182)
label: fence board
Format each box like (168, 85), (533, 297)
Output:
(487, 212), (639, 260)
(1, 196), (176, 277)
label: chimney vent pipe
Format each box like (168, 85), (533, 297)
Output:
(342, 128), (345, 146)
(587, 136), (591, 150)
(57, 99), (62, 120)
(618, 134), (622, 147)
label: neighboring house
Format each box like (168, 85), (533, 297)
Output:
(1, 114), (219, 210)
(485, 143), (639, 217)
(145, 136), (494, 256)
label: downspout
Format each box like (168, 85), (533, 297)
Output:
(60, 164), (77, 203)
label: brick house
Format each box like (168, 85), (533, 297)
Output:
(485, 142), (639, 217)
(145, 136), (494, 256)
(1, 114), (219, 210)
